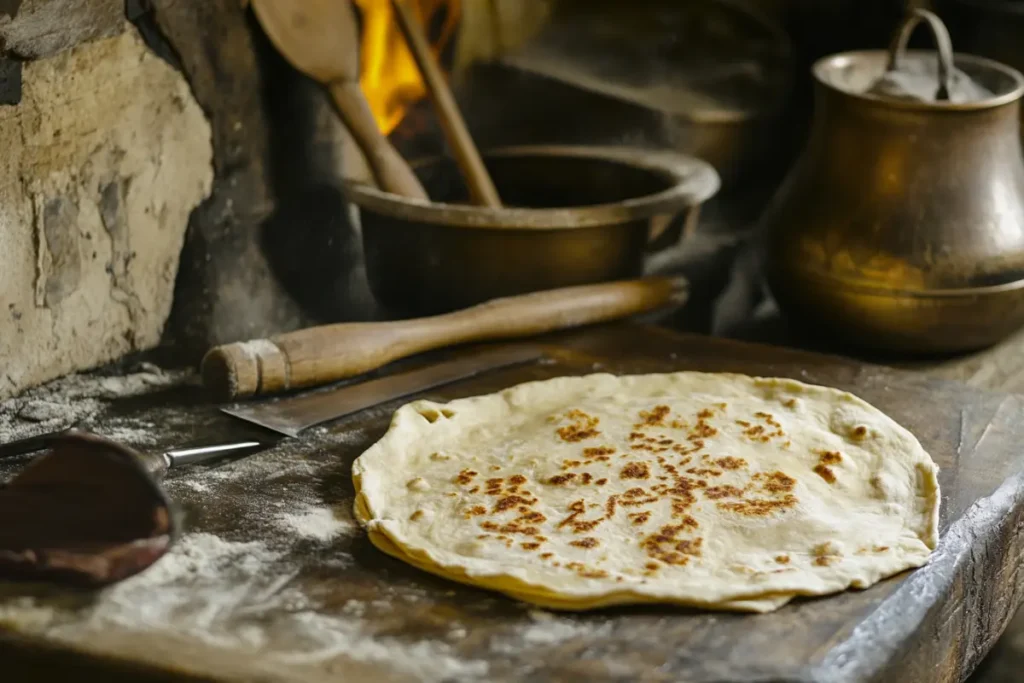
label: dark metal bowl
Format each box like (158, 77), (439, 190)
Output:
(344, 145), (719, 316)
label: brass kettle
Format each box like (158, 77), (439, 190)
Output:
(764, 9), (1024, 353)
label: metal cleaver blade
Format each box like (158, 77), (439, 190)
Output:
(220, 345), (544, 438)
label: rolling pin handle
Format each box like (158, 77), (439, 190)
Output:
(202, 339), (290, 400)
(201, 277), (689, 400)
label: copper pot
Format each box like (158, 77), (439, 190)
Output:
(764, 10), (1024, 353)
(346, 145), (719, 316)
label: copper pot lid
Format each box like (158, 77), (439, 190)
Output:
(813, 9), (1024, 109)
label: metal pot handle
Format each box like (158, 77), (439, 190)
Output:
(646, 208), (701, 253)
(886, 9), (955, 101)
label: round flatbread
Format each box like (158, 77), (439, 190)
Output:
(352, 372), (940, 612)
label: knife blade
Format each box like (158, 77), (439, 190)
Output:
(220, 344), (544, 437)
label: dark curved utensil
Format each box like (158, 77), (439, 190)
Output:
(0, 430), (268, 586)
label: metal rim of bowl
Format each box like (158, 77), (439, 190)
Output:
(342, 145), (721, 230)
(813, 49), (1024, 111)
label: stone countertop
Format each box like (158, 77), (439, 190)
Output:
(725, 308), (1024, 683)
(851, 325), (1024, 683)
(3, 325), (1024, 682)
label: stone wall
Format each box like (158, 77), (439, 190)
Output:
(147, 2), (377, 359)
(0, 20), (212, 398)
(0, 1), (378, 398)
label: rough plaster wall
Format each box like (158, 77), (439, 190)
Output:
(151, 1), (379, 358)
(0, 24), (213, 398)
(0, 0), (124, 59)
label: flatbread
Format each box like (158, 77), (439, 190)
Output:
(352, 372), (940, 613)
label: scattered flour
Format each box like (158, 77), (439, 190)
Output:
(0, 363), (191, 445)
(16, 362), (188, 403)
(121, 532), (282, 585)
(17, 399), (76, 423)
(277, 503), (358, 542)
(0, 595), (59, 632)
(235, 339), (281, 364)
(54, 532), (294, 651)
(1, 532), (285, 645)
(0, 372), (503, 682)
(162, 427), (372, 546)
(177, 478), (212, 493)
(52, 362), (191, 400)
(268, 611), (490, 681)
(97, 418), (161, 447)
(196, 455), (321, 483)
(491, 611), (611, 654)
(0, 396), (103, 443)
(1, 530), (490, 682)
(341, 600), (367, 617)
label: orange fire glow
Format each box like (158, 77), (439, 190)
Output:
(353, 0), (461, 134)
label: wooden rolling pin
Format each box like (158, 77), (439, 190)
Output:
(251, 0), (429, 200)
(202, 277), (688, 400)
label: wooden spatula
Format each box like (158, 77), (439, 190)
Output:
(251, 0), (429, 200)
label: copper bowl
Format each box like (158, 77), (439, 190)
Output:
(345, 145), (720, 316)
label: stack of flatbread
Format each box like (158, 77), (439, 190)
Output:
(352, 372), (940, 612)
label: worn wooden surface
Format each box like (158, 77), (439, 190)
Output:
(732, 312), (1024, 395)
(729, 310), (1024, 683)
(2, 324), (1024, 682)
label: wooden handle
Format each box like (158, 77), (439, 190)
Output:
(390, 0), (501, 208)
(202, 277), (688, 399)
(328, 82), (429, 201)
(249, 0), (426, 200)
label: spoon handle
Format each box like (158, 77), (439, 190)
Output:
(391, 0), (501, 207)
(161, 441), (267, 470)
(0, 430), (268, 478)
(328, 81), (430, 200)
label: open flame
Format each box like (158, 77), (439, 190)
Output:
(353, 0), (461, 135)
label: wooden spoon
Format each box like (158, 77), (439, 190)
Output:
(201, 276), (688, 399)
(390, 0), (502, 207)
(251, 0), (429, 200)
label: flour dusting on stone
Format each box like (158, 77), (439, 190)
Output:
(278, 504), (358, 542)
(0, 363), (191, 446)
(0, 374), (503, 683)
(491, 611), (611, 654)
(2, 530), (488, 682)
